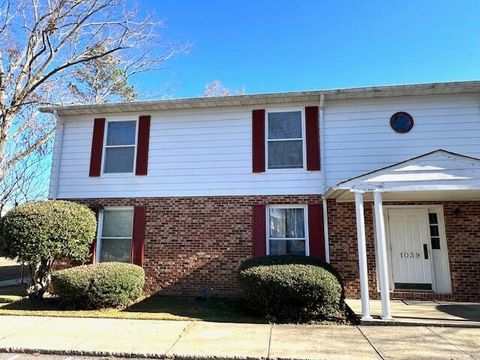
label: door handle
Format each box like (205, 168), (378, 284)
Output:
(423, 244), (429, 260)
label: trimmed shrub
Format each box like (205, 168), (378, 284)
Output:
(0, 200), (97, 300)
(238, 255), (344, 323)
(51, 262), (145, 309)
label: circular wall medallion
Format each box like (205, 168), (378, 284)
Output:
(390, 112), (414, 133)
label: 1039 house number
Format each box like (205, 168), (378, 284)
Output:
(400, 252), (420, 259)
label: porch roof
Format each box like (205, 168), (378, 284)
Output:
(325, 150), (480, 201)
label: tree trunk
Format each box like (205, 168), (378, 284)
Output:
(28, 259), (52, 301)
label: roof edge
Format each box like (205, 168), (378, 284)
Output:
(40, 80), (480, 116)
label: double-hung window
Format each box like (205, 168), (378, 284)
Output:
(267, 111), (304, 169)
(267, 206), (307, 256)
(103, 120), (137, 174)
(98, 208), (134, 263)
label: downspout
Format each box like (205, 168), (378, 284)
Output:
(322, 198), (330, 263)
(320, 93), (326, 193)
(50, 110), (64, 200)
(319, 94), (330, 262)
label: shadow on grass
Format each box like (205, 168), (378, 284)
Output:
(0, 285), (265, 323)
(123, 295), (266, 323)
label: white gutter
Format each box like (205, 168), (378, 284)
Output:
(49, 110), (64, 199)
(39, 80), (480, 116)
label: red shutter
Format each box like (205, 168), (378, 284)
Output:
(132, 206), (146, 266)
(135, 115), (151, 176)
(88, 207), (100, 264)
(308, 204), (325, 260)
(252, 109), (265, 173)
(89, 118), (106, 177)
(252, 205), (266, 256)
(305, 106), (321, 171)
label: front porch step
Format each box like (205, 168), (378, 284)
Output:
(345, 298), (480, 328)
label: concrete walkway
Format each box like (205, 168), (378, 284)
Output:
(0, 315), (478, 359)
(347, 299), (480, 327)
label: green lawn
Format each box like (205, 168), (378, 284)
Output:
(0, 285), (264, 323)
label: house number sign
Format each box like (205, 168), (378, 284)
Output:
(400, 252), (420, 259)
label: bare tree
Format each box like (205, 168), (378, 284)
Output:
(203, 80), (246, 97)
(67, 46), (138, 103)
(0, 154), (48, 215)
(0, 0), (189, 211)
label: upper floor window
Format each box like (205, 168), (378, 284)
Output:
(267, 206), (307, 256)
(98, 208), (134, 263)
(104, 120), (137, 174)
(267, 111), (304, 169)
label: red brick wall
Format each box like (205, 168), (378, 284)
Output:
(75, 195), (322, 297)
(327, 200), (480, 302)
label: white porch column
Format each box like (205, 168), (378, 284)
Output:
(373, 191), (392, 320)
(354, 191), (372, 320)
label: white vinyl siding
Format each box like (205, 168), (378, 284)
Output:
(52, 106), (323, 198)
(51, 93), (480, 198)
(324, 94), (480, 187)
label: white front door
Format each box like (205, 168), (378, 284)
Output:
(386, 208), (434, 291)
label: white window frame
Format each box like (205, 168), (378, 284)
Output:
(265, 108), (306, 171)
(101, 118), (138, 176)
(96, 207), (134, 263)
(266, 204), (309, 256)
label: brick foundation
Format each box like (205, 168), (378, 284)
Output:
(327, 200), (480, 302)
(75, 195), (322, 297)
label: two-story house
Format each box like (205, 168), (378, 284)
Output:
(41, 80), (480, 320)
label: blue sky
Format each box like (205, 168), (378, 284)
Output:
(132, 0), (480, 99)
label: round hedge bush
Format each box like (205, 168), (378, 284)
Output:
(0, 200), (97, 264)
(238, 255), (344, 323)
(0, 200), (97, 299)
(51, 262), (145, 309)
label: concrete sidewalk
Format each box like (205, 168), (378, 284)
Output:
(0, 315), (478, 359)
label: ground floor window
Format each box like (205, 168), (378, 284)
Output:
(98, 208), (134, 263)
(267, 206), (307, 256)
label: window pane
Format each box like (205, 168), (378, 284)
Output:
(428, 213), (438, 224)
(100, 238), (132, 263)
(268, 140), (303, 169)
(431, 237), (441, 250)
(102, 210), (133, 238)
(269, 208), (305, 238)
(104, 147), (135, 173)
(269, 240), (305, 256)
(429, 225), (439, 237)
(268, 111), (302, 139)
(107, 121), (136, 146)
